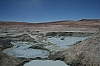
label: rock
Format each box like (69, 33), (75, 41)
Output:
(61, 37), (65, 40)
(17, 58), (32, 66)
(73, 41), (82, 45)
(46, 32), (57, 36)
(46, 32), (93, 37)
(0, 51), (22, 66)
(2, 34), (35, 42)
(0, 39), (13, 51)
(49, 29), (100, 66)
(17, 34), (35, 41)
(29, 44), (49, 51)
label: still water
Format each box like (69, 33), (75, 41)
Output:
(43, 36), (88, 48)
(24, 60), (69, 66)
(3, 42), (49, 58)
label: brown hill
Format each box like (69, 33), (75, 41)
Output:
(0, 19), (100, 27)
(0, 19), (100, 32)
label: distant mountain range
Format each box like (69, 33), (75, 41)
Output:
(0, 19), (100, 28)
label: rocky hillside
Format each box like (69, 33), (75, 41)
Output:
(0, 19), (100, 28)
(0, 19), (99, 32)
(0, 51), (21, 66)
(49, 29), (100, 66)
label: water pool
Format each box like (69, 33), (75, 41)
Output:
(3, 42), (49, 58)
(24, 60), (69, 66)
(43, 36), (88, 48)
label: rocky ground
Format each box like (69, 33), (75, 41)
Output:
(0, 51), (21, 66)
(0, 30), (99, 66)
(0, 19), (100, 66)
(49, 29), (100, 66)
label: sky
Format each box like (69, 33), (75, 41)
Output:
(0, 0), (100, 23)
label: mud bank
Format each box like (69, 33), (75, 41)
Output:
(46, 32), (93, 37)
(0, 34), (35, 42)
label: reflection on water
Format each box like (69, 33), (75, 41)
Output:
(24, 60), (69, 66)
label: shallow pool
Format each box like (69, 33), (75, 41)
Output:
(24, 60), (69, 66)
(3, 42), (49, 58)
(43, 36), (88, 48)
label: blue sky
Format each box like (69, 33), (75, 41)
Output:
(0, 0), (100, 23)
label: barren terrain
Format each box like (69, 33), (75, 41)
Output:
(0, 19), (100, 66)
(0, 19), (100, 33)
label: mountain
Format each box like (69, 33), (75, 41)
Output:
(0, 19), (100, 32)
